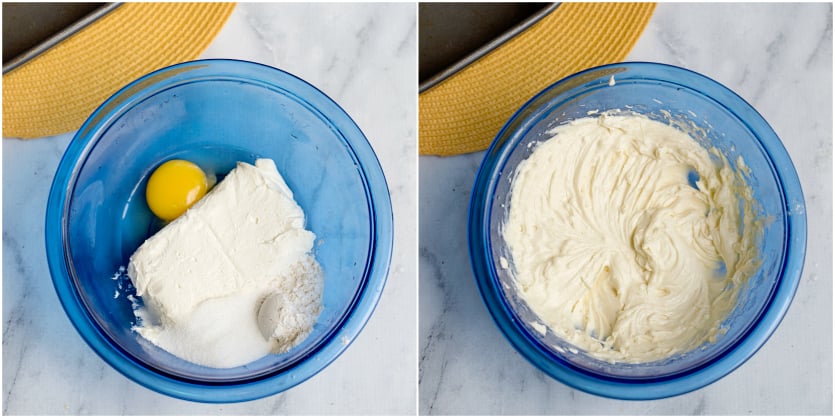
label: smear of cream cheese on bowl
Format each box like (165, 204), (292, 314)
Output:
(501, 111), (762, 363)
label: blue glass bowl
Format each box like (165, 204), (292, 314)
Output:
(45, 59), (393, 402)
(469, 62), (806, 400)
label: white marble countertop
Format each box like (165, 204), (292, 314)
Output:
(419, 3), (832, 415)
(3, 3), (416, 415)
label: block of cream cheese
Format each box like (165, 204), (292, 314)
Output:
(128, 158), (317, 330)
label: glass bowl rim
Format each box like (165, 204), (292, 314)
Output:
(44, 59), (393, 403)
(468, 61), (806, 400)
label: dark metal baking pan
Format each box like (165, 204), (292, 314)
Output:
(419, 2), (559, 93)
(3, 2), (121, 74)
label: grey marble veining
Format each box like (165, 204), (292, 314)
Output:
(419, 3), (832, 415)
(3, 3), (416, 415)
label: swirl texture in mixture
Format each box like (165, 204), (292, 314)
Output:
(503, 114), (759, 363)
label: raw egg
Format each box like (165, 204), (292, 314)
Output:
(146, 160), (208, 221)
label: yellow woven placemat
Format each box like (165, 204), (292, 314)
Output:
(419, 2), (656, 156)
(3, 3), (235, 139)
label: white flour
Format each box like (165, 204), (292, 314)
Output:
(133, 256), (323, 368)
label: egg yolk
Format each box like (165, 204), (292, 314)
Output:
(146, 160), (208, 222)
